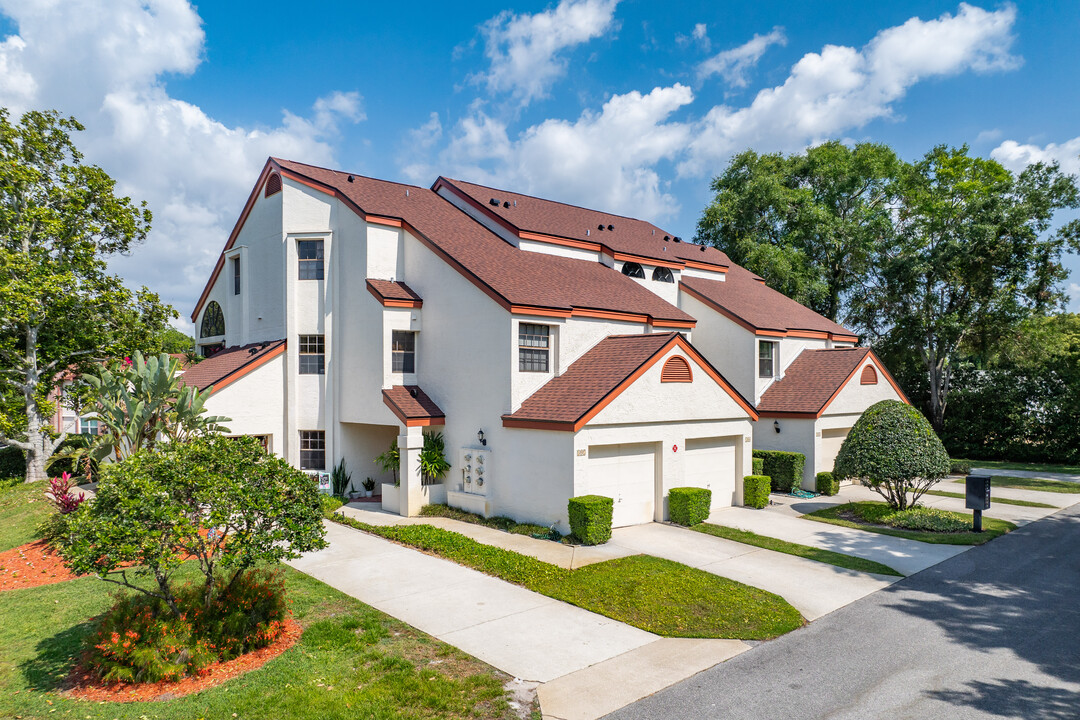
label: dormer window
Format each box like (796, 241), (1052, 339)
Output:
(652, 267), (674, 283)
(621, 262), (645, 279)
(519, 323), (550, 372)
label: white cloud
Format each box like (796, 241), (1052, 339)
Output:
(991, 137), (1080, 176)
(476, 0), (619, 105)
(676, 22), (710, 51)
(0, 0), (362, 323)
(698, 27), (786, 88)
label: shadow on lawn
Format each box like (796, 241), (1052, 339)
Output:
(20, 619), (97, 691)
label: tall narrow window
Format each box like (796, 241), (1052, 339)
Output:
(298, 335), (325, 375)
(297, 239), (324, 280)
(232, 256), (241, 295)
(758, 340), (778, 378)
(299, 430), (325, 470)
(200, 301), (224, 338)
(518, 323), (550, 372)
(392, 331), (416, 373)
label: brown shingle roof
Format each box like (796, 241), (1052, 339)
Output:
(366, 279), (423, 306)
(681, 265), (857, 339)
(179, 340), (286, 392)
(436, 177), (731, 270)
(271, 160), (694, 325)
(757, 348), (872, 416)
(382, 386), (445, 427)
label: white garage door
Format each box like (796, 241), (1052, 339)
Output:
(820, 428), (851, 475)
(683, 436), (737, 509)
(586, 442), (657, 527)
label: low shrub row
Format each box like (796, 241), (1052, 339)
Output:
(753, 450), (805, 492)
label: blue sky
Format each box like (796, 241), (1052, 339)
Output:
(1, 0), (1078, 327)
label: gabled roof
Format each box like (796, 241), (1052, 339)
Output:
(382, 386), (445, 427)
(434, 176), (730, 271)
(193, 159), (694, 328)
(367, 279), (423, 308)
(503, 333), (757, 431)
(757, 348), (907, 417)
(680, 265), (858, 341)
(179, 340), (286, 393)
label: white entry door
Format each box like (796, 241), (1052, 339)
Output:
(683, 436), (737, 509)
(820, 428), (852, 475)
(585, 442), (657, 527)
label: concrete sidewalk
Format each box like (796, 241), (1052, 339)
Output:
(973, 467), (1080, 483)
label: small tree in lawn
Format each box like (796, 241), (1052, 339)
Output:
(60, 435), (326, 615)
(834, 400), (951, 510)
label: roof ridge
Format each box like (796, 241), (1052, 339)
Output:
(274, 157), (427, 192)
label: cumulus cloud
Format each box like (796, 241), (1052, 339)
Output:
(991, 137), (1080, 176)
(698, 27), (786, 88)
(476, 0), (619, 105)
(0, 0), (362, 322)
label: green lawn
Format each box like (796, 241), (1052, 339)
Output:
(803, 502), (1016, 545)
(925, 489), (1057, 507)
(0, 480), (50, 551)
(953, 458), (1080, 475)
(332, 514), (803, 640)
(951, 475), (1080, 494)
(693, 523), (903, 576)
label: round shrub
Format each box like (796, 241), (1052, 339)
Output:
(669, 487), (711, 526)
(568, 495), (613, 545)
(834, 400), (950, 510)
(815, 471), (838, 496)
(743, 475), (771, 509)
(950, 460), (972, 475)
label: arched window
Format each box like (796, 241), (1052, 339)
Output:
(200, 301), (225, 338)
(621, 262), (645, 279)
(661, 356), (693, 383)
(265, 172), (282, 197)
(652, 266), (674, 283)
(860, 365), (878, 385)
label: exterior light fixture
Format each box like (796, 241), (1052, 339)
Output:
(774, 420), (781, 434)
(477, 429), (487, 446)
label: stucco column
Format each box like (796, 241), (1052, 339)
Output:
(398, 425), (425, 517)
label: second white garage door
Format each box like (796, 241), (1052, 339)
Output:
(683, 436), (737, 509)
(585, 442), (657, 527)
(820, 427), (852, 476)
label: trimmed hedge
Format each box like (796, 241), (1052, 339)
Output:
(744, 475), (771, 509)
(568, 495), (613, 545)
(816, 471), (838, 496)
(753, 450), (806, 492)
(669, 487), (711, 526)
(752, 457), (764, 476)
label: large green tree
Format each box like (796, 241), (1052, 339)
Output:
(695, 141), (899, 322)
(855, 146), (1080, 431)
(0, 109), (174, 482)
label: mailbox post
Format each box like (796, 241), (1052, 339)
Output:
(965, 474), (992, 532)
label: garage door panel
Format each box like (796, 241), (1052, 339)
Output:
(683, 436), (737, 509)
(585, 442), (656, 527)
(820, 428), (851, 474)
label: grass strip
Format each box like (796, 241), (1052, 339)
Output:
(0, 481), (52, 553)
(419, 503), (556, 538)
(803, 502), (1015, 545)
(952, 458), (1080, 475)
(951, 475), (1080, 494)
(924, 489), (1057, 508)
(693, 523), (903, 576)
(330, 513), (803, 640)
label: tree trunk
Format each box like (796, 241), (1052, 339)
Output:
(22, 324), (53, 483)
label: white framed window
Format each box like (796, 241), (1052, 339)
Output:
(297, 239), (324, 280)
(79, 418), (100, 435)
(519, 323), (550, 372)
(759, 340), (779, 378)
(298, 334), (325, 375)
(299, 430), (325, 470)
(392, 331), (416, 373)
(232, 256), (241, 295)
(652, 266), (675, 283)
(621, 262), (645, 279)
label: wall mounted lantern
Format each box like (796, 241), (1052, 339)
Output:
(774, 420), (781, 434)
(477, 429), (487, 446)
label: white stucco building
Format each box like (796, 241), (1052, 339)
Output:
(183, 158), (905, 530)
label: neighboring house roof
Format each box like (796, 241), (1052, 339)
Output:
(757, 348), (907, 417)
(680, 266), (858, 341)
(192, 159), (695, 328)
(434, 176), (731, 271)
(179, 340), (286, 393)
(382, 386), (446, 427)
(366, 279), (423, 308)
(503, 332), (757, 431)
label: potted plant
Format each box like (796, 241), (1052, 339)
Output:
(362, 477), (376, 497)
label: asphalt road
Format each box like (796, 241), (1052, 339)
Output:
(608, 504), (1080, 720)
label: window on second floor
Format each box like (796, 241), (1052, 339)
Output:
(652, 266), (674, 283)
(392, 330), (416, 373)
(621, 262), (645, 279)
(79, 418), (99, 435)
(299, 430), (325, 470)
(519, 323), (550, 372)
(232, 256), (241, 295)
(298, 239), (324, 280)
(758, 340), (779, 378)
(299, 335), (325, 375)
(200, 301), (224, 338)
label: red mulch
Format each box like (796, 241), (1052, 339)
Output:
(0, 540), (82, 591)
(63, 616), (303, 703)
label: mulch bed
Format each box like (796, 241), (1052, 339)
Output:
(0, 540), (82, 591)
(63, 616), (303, 703)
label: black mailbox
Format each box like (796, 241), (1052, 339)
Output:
(966, 474), (991, 511)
